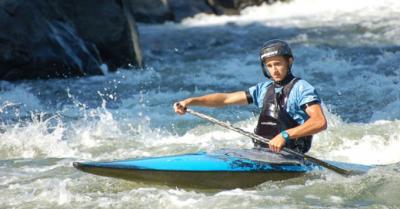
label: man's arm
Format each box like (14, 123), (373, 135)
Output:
(174, 91), (248, 115)
(268, 103), (327, 152)
(286, 103), (327, 138)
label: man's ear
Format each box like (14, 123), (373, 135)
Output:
(288, 57), (294, 68)
(288, 57), (294, 65)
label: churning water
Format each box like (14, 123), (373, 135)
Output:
(1, 0), (400, 208)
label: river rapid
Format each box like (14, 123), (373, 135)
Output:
(1, 0), (400, 208)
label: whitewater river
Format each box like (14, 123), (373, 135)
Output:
(1, 0), (400, 208)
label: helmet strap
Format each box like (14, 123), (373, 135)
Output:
(261, 62), (270, 78)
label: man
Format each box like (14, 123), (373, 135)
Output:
(174, 40), (327, 153)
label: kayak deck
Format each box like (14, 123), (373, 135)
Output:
(73, 148), (369, 189)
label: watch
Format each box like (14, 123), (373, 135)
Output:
(280, 130), (290, 144)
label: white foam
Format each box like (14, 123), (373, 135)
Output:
(180, 0), (400, 45)
(0, 113), (78, 159)
(312, 118), (400, 165)
(183, 0), (400, 25)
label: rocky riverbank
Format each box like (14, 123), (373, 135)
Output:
(0, 0), (285, 80)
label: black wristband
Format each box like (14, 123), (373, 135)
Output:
(245, 91), (253, 104)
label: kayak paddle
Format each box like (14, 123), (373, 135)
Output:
(185, 108), (353, 175)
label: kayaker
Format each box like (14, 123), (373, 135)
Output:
(174, 39), (327, 153)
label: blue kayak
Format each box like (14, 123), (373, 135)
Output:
(73, 148), (370, 188)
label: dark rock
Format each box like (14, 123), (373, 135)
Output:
(120, 0), (143, 69)
(168, 0), (213, 22)
(128, 0), (174, 23)
(0, 0), (102, 80)
(56, 0), (143, 70)
(0, 0), (143, 80)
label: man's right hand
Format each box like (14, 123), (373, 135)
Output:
(174, 101), (188, 115)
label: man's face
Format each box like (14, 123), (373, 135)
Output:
(263, 56), (292, 82)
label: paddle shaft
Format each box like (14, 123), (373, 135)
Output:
(185, 108), (351, 175)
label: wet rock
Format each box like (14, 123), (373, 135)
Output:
(128, 0), (174, 23)
(0, 0), (142, 80)
(58, 0), (143, 70)
(0, 0), (100, 80)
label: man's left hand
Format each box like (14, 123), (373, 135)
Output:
(269, 134), (286, 153)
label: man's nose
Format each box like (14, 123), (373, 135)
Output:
(272, 65), (278, 72)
